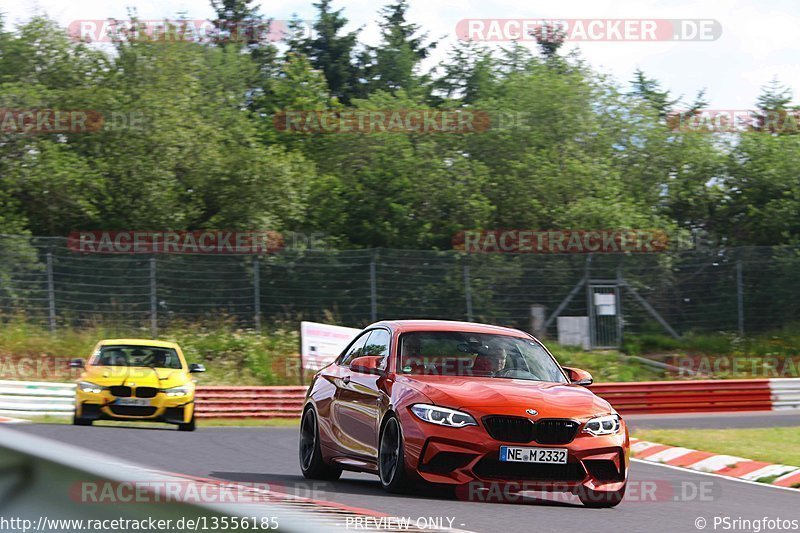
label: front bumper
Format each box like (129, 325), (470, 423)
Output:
(398, 406), (629, 495)
(75, 389), (194, 425)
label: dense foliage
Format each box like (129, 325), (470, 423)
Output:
(0, 1), (798, 250)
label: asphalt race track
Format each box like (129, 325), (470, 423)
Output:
(10, 413), (800, 533)
(627, 410), (800, 430)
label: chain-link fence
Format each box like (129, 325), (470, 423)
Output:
(1, 235), (798, 343)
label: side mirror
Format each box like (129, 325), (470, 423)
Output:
(189, 363), (206, 373)
(349, 356), (385, 375)
(69, 358), (85, 369)
(563, 366), (593, 386)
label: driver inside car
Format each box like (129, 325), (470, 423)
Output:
(99, 348), (127, 366)
(472, 342), (507, 374)
(149, 350), (168, 367)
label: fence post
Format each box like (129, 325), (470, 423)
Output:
(463, 255), (473, 322)
(253, 257), (261, 334)
(46, 252), (56, 334)
(370, 252), (378, 322)
(736, 259), (744, 335)
(585, 254), (594, 349)
(149, 257), (157, 338)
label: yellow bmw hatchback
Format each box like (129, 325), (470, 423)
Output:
(70, 339), (205, 431)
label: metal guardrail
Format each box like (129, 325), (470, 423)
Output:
(195, 386), (306, 418)
(0, 380), (306, 419)
(0, 380), (76, 417)
(589, 379), (774, 414)
(2, 379), (800, 420)
(0, 426), (334, 532)
(771, 378), (800, 410)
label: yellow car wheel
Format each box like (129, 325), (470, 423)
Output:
(73, 414), (92, 426)
(178, 413), (196, 432)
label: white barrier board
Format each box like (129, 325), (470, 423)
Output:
(300, 322), (360, 371)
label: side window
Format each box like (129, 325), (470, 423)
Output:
(339, 333), (369, 366)
(363, 329), (390, 370)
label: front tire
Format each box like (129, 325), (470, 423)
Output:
(299, 407), (342, 480)
(378, 415), (409, 493)
(178, 413), (196, 432)
(73, 415), (92, 426)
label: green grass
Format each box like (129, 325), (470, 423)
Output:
(549, 346), (664, 383)
(624, 324), (800, 358)
(3, 316), (800, 385)
(633, 427), (800, 467)
(622, 327), (800, 378)
(0, 315), (304, 385)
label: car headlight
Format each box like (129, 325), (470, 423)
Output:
(163, 385), (191, 397)
(410, 404), (477, 428)
(77, 381), (104, 394)
(582, 414), (621, 436)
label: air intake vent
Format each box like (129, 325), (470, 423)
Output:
(535, 419), (580, 445)
(482, 416), (535, 443)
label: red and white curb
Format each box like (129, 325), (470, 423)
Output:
(0, 415), (30, 424)
(631, 437), (800, 489)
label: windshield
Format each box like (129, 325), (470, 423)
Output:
(398, 332), (567, 383)
(90, 345), (183, 370)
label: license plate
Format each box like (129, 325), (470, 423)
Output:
(500, 446), (567, 464)
(115, 398), (150, 407)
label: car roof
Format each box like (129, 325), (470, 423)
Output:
(366, 319), (532, 338)
(96, 339), (180, 349)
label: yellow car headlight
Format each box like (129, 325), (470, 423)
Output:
(163, 385), (191, 397)
(77, 381), (104, 394)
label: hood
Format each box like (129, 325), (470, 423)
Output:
(401, 375), (613, 418)
(80, 366), (189, 389)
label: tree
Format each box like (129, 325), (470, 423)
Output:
(630, 69), (678, 118)
(0, 16), (312, 235)
(753, 78), (797, 134)
(718, 132), (800, 244)
(497, 41), (534, 74)
(302, 92), (493, 248)
(433, 41), (496, 104)
(210, 0), (264, 46)
(288, 0), (362, 103)
(532, 22), (565, 60)
(361, 0), (437, 98)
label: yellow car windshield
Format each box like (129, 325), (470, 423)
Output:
(91, 345), (182, 369)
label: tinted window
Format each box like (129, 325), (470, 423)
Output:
(91, 345), (182, 369)
(339, 333), (369, 366)
(398, 332), (567, 383)
(363, 329), (390, 370)
(363, 329), (390, 358)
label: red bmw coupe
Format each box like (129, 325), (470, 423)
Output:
(298, 320), (629, 507)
